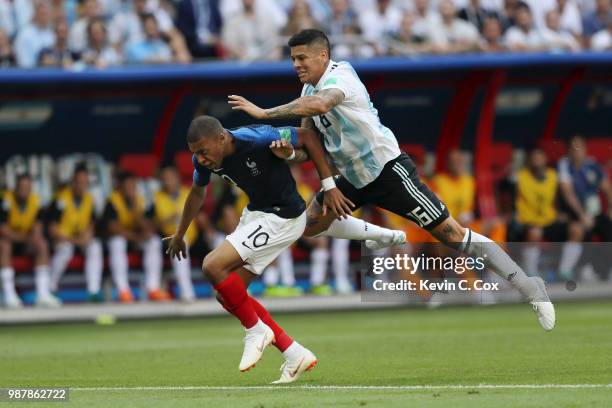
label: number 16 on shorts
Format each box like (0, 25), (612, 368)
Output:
(409, 206), (433, 227)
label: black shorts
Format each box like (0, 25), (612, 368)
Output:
(12, 242), (28, 256)
(317, 153), (449, 230)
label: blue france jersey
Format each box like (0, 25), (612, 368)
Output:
(192, 125), (306, 219)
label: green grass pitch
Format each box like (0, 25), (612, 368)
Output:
(1, 301), (611, 407)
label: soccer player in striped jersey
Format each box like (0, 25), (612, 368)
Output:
(228, 29), (555, 332)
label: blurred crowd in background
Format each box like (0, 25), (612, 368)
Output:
(1, 133), (610, 308)
(1, 0), (612, 69)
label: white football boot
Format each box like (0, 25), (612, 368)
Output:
(36, 294), (62, 308)
(4, 295), (23, 309)
(529, 277), (555, 331)
(272, 343), (317, 384)
(239, 320), (275, 372)
(365, 230), (406, 250)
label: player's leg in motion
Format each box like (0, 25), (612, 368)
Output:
(31, 232), (61, 307)
(0, 239), (22, 308)
(211, 206), (317, 382)
(430, 217), (555, 330)
(215, 267), (317, 383)
(302, 179), (406, 248)
(388, 155), (555, 331)
(203, 241), (275, 372)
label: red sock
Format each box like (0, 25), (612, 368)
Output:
(213, 273), (259, 329)
(249, 297), (293, 352)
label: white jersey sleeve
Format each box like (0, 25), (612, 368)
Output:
(318, 67), (355, 100)
(301, 60), (401, 188)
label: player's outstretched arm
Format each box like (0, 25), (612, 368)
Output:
(163, 183), (206, 260)
(228, 89), (344, 120)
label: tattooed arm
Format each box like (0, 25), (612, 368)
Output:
(228, 89), (345, 120)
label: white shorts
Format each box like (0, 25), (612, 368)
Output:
(226, 208), (306, 275)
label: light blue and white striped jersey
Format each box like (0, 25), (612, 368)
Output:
(301, 60), (401, 188)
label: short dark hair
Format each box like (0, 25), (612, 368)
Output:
(288, 29), (330, 56)
(159, 164), (178, 175)
(526, 143), (544, 156)
(74, 162), (88, 176)
(117, 170), (135, 184)
(187, 115), (224, 144)
(87, 17), (106, 38)
(515, 2), (531, 14)
(141, 13), (157, 25)
(15, 173), (31, 185)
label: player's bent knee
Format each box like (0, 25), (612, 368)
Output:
(526, 226), (543, 242)
(568, 222), (584, 241)
(201, 254), (225, 282)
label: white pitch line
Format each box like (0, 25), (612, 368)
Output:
(72, 384), (612, 391)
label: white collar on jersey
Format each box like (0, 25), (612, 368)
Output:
(314, 59), (338, 89)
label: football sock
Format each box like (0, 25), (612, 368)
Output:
(108, 236), (130, 291)
(460, 229), (538, 300)
(1, 267), (19, 300)
(172, 253), (195, 300)
(310, 248), (329, 286)
(250, 296), (293, 352)
(558, 242), (582, 278)
(321, 216), (393, 241)
(331, 238), (351, 285)
(263, 264), (279, 287)
(85, 240), (104, 294)
(143, 236), (163, 291)
(35, 265), (52, 299)
(50, 242), (73, 291)
(214, 272), (259, 329)
(278, 249), (296, 287)
(521, 245), (540, 276)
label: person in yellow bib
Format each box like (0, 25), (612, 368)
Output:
(0, 174), (61, 308)
(513, 146), (581, 278)
(431, 149), (506, 242)
(150, 166), (196, 302)
(100, 171), (166, 303)
(48, 164), (104, 302)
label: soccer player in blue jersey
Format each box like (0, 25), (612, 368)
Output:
(228, 29), (555, 331)
(164, 115), (403, 383)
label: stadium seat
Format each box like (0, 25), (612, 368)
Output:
(490, 142), (514, 182)
(400, 144), (426, 167)
(118, 153), (159, 178)
(12, 256), (33, 273)
(537, 139), (567, 164)
(174, 151), (194, 185)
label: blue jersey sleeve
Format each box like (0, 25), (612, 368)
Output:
(192, 155), (211, 187)
(232, 125), (298, 146)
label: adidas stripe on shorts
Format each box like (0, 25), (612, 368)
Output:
(317, 153), (450, 230)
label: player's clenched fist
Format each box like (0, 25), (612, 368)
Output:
(163, 235), (187, 260)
